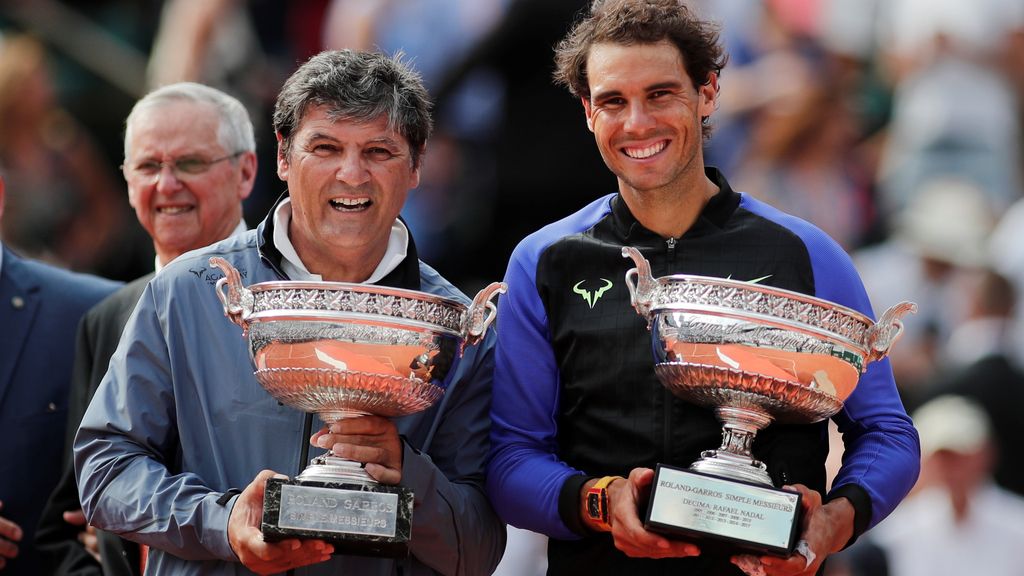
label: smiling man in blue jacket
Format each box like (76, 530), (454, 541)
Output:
(74, 50), (504, 576)
(486, 2), (920, 575)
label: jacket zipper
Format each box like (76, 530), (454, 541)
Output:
(663, 236), (677, 461)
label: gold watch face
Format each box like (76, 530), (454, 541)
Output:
(587, 491), (603, 520)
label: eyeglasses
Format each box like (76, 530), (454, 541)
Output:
(122, 151), (244, 182)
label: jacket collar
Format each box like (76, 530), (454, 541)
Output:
(255, 193), (422, 291)
(610, 167), (740, 244)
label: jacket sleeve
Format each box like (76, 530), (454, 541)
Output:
(73, 285), (237, 562)
(486, 246), (585, 540)
(402, 329), (506, 575)
(742, 195), (921, 537)
(806, 227), (921, 537)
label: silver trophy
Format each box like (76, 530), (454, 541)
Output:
(621, 247), (915, 555)
(210, 257), (505, 556)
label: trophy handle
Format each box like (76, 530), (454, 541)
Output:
(462, 281), (508, 351)
(622, 246), (657, 322)
(864, 300), (917, 364)
(210, 257), (254, 337)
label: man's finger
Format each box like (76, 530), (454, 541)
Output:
(63, 509), (88, 526)
(0, 516), (22, 543)
(0, 536), (18, 560)
(327, 416), (393, 435)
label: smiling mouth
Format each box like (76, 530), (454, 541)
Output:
(156, 206), (194, 215)
(622, 141), (668, 159)
(330, 197), (372, 212)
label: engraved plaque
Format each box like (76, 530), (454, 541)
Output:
(278, 484), (399, 538)
(645, 465), (801, 555)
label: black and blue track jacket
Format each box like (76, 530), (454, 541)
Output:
(486, 168), (920, 575)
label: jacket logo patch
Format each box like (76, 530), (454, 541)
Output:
(191, 265), (247, 286)
(572, 279), (613, 309)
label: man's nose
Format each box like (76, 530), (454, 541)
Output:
(623, 101), (657, 134)
(335, 153), (370, 187)
(154, 163), (184, 191)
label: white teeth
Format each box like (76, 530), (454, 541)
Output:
(329, 197), (371, 210)
(157, 206), (191, 214)
(624, 141), (667, 159)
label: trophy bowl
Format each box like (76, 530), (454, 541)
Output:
(621, 247), (915, 554)
(210, 257), (505, 554)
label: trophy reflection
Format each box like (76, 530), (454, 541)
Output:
(621, 247), (915, 555)
(211, 257), (505, 557)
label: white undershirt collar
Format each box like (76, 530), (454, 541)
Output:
(272, 197), (408, 283)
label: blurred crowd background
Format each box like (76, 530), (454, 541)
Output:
(2, 1), (1024, 574)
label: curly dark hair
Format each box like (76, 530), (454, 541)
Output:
(553, 0), (728, 138)
(273, 50), (433, 168)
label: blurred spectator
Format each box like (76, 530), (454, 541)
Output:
(988, 195), (1024, 364)
(920, 269), (1024, 497)
(854, 177), (994, 406)
(0, 171), (121, 575)
(871, 395), (1024, 576)
(0, 33), (126, 272)
(875, 0), (1024, 215)
(821, 537), (889, 576)
(429, 0), (612, 289)
(735, 66), (878, 250)
(701, 0), (816, 177)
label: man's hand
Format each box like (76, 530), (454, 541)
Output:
(732, 485), (855, 576)
(228, 470), (334, 575)
(584, 468), (701, 559)
(62, 509), (100, 563)
(0, 501), (22, 570)
(312, 416), (403, 484)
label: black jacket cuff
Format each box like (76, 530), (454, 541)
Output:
(559, 473), (593, 537)
(825, 483), (872, 548)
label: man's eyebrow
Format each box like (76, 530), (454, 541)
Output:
(366, 136), (402, 147)
(592, 80), (687, 102)
(305, 131), (340, 142)
(591, 88), (622, 103)
(646, 80), (685, 92)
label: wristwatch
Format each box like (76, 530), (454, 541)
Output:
(585, 475), (623, 532)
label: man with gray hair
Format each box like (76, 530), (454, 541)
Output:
(36, 81), (257, 575)
(74, 50), (504, 575)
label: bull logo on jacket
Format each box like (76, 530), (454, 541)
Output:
(572, 279), (613, 309)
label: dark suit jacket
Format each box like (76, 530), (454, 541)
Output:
(0, 246), (120, 576)
(36, 274), (152, 576)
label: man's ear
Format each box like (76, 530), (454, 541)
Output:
(410, 145), (423, 190)
(699, 71), (720, 122)
(237, 151), (258, 200)
(276, 132), (289, 181)
(582, 96), (595, 132)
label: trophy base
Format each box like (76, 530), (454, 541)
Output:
(263, 476), (413, 557)
(643, 464), (802, 556)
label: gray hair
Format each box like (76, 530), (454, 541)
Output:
(273, 50), (433, 168)
(124, 82), (256, 160)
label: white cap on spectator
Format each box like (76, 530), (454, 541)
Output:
(913, 395), (991, 457)
(897, 177), (994, 267)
